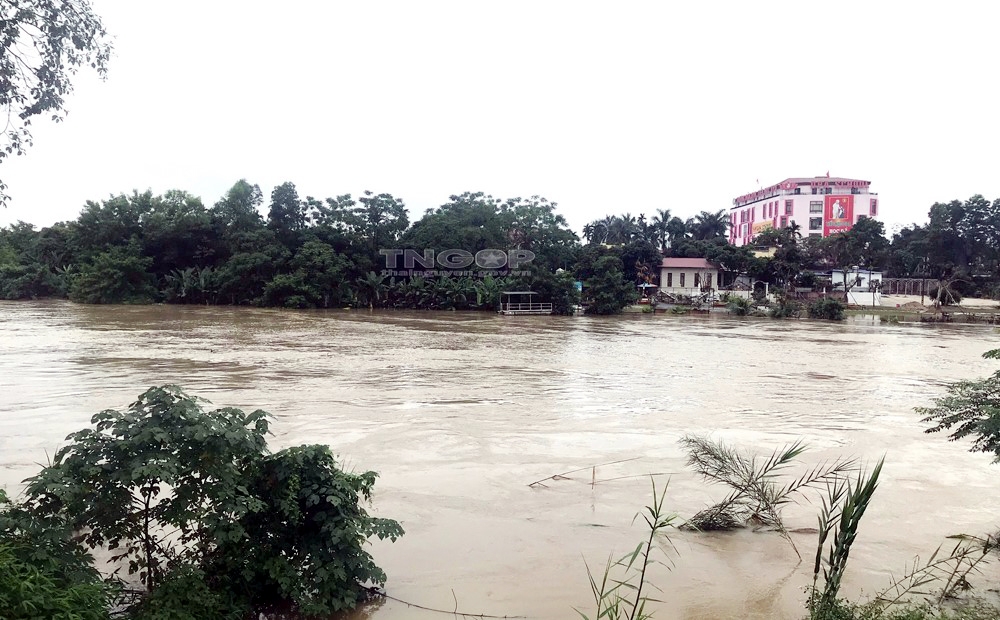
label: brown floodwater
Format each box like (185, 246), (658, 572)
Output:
(2, 300), (999, 619)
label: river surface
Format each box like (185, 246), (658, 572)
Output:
(2, 300), (999, 619)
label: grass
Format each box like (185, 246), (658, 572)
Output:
(809, 459), (883, 617)
(680, 435), (856, 558)
(576, 478), (678, 620)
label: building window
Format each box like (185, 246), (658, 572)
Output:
(784, 200), (793, 214)
(680, 273), (686, 287)
(694, 273), (701, 288)
(666, 272), (672, 287)
(809, 201), (823, 213)
(811, 187), (818, 195)
(870, 199), (878, 216)
(716, 272), (722, 288)
(809, 217), (822, 231)
(780, 215), (788, 227)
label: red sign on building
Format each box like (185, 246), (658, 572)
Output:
(824, 195), (854, 236)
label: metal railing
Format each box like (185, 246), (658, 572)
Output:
(501, 302), (553, 312)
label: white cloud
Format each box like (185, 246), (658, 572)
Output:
(2, 0), (999, 234)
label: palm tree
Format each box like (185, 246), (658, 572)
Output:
(583, 219), (609, 245)
(650, 208), (671, 251)
(787, 221), (802, 240)
(691, 210), (730, 240)
(665, 217), (689, 244)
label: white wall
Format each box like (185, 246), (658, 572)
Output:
(729, 190), (880, 246)
(660, 268), (720, 293)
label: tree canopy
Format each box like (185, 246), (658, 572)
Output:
(3, 185), (1000, 309)
(1, 0), (113, 204)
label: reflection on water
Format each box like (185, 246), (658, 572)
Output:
(2, 301), (1000, 619)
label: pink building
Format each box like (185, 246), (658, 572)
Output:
(728, 176), (879, 247)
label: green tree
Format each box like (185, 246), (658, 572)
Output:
(20, 385), (403, 616)
(141, 190), (218, 279)
(508, 265), (580, 315)
(919, 350), (1000, 462)
(649, 208), (672, 252)
(73, 192), (153, 261)
(291, 239), (351, 307)
(267, 181), (307, 248)
(686, 210), (729, 240)
(400, 192), (508, 254)
(215, 232), (288, 305)
(0, 0), (113, 204)
(69, 242), (156, 304)
(211, 179), (266, 246)
(354, 191), (409, 256)
(584, 255), (637, 314)
(502, 195), (578, 271)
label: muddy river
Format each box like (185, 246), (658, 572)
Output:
(2, 301), (999, 619)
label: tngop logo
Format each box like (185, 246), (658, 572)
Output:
(379, 249), (535, 270)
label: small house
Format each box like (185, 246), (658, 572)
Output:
(659, 258), (721, 295)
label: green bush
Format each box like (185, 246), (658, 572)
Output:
(808, 297), (846, 321)
(770, 296), (802, 319)
(69, 244), (157, 304)
(726, 296), (753, 316)
(928, 287), (962, 305)
(0, 490), (113, 620)
(19, 386), (403, 618)
(210, 445), (404, 615)
(127, 565), (247, 620)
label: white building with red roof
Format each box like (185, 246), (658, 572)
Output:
(728, 175), (879, 246)
(659, 258), (721, 295)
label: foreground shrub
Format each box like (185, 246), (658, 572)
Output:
(808, 297), (846, 321)
(18, 385), (403, 617)
(0, 490), (112, 620)
(918, 349), (1000, 462)
(210, 445), (404, 614)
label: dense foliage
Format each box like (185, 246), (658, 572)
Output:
(1, 386), (403, 618)
(807, 297), (846, 321)
(3, 186), (1000, 312)
(919, 350), (1000, 462)
(0, 185), (588, 312)
(0, 490), (112, 620)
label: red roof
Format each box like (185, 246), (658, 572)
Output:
(660, 258), (718, 269)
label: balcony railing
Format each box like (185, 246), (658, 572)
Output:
(500, 302), (553, 313)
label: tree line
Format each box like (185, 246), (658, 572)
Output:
(1, 184), (999, 314)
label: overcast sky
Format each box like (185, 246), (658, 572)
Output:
(2, 0), (999, 236)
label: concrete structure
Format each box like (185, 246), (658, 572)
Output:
(729, 176), (879, 247)
(660, 258), (721, 296)
(830, 269), (883, 306)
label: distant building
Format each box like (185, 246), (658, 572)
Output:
(660, 258), (720, 295)
(729, 176), (879, 247)
(830, 268), (883, 306)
